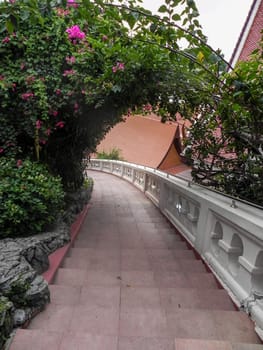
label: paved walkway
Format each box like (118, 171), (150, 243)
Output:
(10, 172), (262, 349)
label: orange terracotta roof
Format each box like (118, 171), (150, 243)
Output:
(96, 114), (179, 168)
(165, 164), (192, 180)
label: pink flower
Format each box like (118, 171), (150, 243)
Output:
(21, 92), (34, 100)
(67, 0), (78, 8)
(20, 63), (25, 70)
(56, 8), (70, 16)
(45, 128), (51, 136)
(112, 62), (125, 73)
(63, 69), (76, 76)
(102, 35), (108, 41)
(2, 37), (10, 44)
(9, 0), (16, 3)
(143, 103), (152, 113)
(66, 25), (85, 40)
(0, 148), (4, 154)
(53, 111), (58, 117)
(40, 139), (47, 145)
(56, 89), (61, 95)
(36, 120), (42, 129)
(66, 56), (76, 64)
(117, 62), (125, 71)
(81, 90), (86, 95)
(56, 121), (65, 128)
(16, 159), (22, 167)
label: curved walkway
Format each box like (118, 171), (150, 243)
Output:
(10, 172), (262, 350)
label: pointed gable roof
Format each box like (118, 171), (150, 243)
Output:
(229, 0), (263, 66)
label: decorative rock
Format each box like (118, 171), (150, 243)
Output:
(0, 296), (14, 349)
(13, 309), (27, 327)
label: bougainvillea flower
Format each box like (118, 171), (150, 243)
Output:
(67, 0), (79, 8)
(2, 37), (10, 44)
(36, 120), (42, 129)
(66, 56), (76, 64)
(0, 148), (4, 154)
(112, 62), (125, 73)
(56, 121), (65, 128)
(56, 8), (70, 16)
(66, 25), (85, 40)
(143, 103), (153, 112)
(21, 92), (34, 100)
(63, 69), (76, 77)
(16, 159), (23, 167)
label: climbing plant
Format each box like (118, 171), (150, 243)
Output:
(0, 0), (262, 204)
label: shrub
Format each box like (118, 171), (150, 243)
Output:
(97, 148), (124, 160)
(0, 158), (64, 238)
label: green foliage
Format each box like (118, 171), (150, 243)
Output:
(83, 176), (94, 190)
(0, 158), (64, 237)
(0, 0), (218, 191)
(97, 148), (124, 160)
(186, 43), (263, 205)
(4, 279), (30, 308)
(0, 0), (262, 204)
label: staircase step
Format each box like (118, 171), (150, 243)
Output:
(49, 285), (81, 305)
(175, 338), (263, 349)
(160, 288), (236, 311)
(147, 248), (196, 259)
(63, 256), (121, 271)
(9, 329), (63, 350)
(69, 247), (120, 258)
(150, 259), (206, 273)
(154, 271), (219, 289)
(10, 329), (119, 350)
(54, 268), (121, 287)
(167, 310), (261, 343)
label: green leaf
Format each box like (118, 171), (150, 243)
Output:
(172, 13), (181, 21)
(158, 5), (168, 13)
(6, 20), (14, 34)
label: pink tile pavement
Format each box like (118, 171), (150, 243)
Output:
(9, 171), (262, 349)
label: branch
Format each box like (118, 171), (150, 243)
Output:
(102, 2), (235, 72)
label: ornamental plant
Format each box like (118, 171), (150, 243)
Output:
(0, 158), (64, 238)
(0, 0), (211, 190)
(0, 0), (262, 204)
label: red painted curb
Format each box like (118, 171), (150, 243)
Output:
(42, 204), (90, 284)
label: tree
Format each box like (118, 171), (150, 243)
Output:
(1, 0), (262, 204)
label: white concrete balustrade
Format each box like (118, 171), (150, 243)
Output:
(86, 159), (263, 339)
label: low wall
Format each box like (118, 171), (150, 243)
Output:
(86, 159), (263, 339)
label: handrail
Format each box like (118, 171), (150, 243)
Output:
(84, 158), (263, 210)
(86, 158), (263, 340)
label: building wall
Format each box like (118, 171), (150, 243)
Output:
(238, 0), (263, 61)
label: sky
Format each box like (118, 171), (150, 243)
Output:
(140, 0), (253, 61)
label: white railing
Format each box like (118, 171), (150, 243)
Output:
(85, 159), (263, 339)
